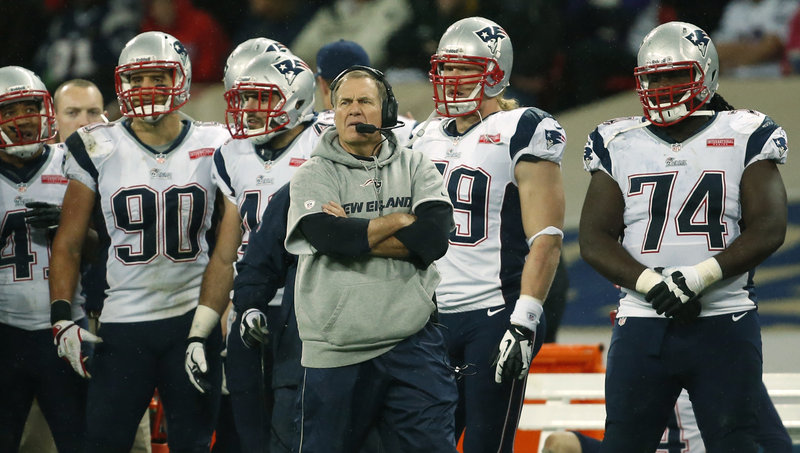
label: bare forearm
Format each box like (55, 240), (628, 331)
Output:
(49, 243), (83, 302)
(366, 212), (416, 248)
(198, 256), (235, 315)
(521, 236), (562, 300)
(580, 233), (647, 290)
(369, 236), (411, 258)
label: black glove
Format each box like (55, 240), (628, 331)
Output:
(646, 271), (697, 318)
(491, 325), (534, 384)
(239, 308), (269, 349)
(24, 201), (61, 229)
(670, 297), (702, 323)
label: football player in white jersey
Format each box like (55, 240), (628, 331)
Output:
(0, 66), (89, 453)
(580, 22), (791, 452)
(48, 31), (231, 453)
(183, 48), (333, 452)
(411, 17), (566, 453)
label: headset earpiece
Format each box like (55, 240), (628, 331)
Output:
(329, 65), (398, 128)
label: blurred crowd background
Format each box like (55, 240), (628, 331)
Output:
(3, 0), (800, 120)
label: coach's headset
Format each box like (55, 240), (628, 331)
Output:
(329, 65), (398, 129)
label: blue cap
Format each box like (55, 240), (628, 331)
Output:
(315, 40), (370, 81)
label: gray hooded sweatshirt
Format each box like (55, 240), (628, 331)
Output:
(286, 128), (451, 368)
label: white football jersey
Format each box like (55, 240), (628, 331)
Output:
(412, 108), (566, 313)
(584, 111), (787, 318)
(64, 119), (230, 323)
(1, 144), (85, 330)
(214, 111), (333, 307)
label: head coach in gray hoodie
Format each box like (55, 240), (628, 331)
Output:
(285, 66), (459, 452)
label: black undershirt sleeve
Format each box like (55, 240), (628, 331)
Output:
(394, 201), (453, 267)
(298, 213), (371, 257)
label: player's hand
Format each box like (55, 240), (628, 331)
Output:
(492, 325), (535, 384)
(185, 338), (211, 394)
(239, 308), (269, 349)
(24, 201), (61, 229)
(52, 320), (102, 378)
(646, 270), (699, 318)
(670, 297), (702, 323)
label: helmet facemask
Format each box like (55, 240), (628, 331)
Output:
(430, 56), (503, 117)
(116, 61), (188, 123)
(0, 92), (56, 159)
(635, 61), (710, 126)
(225, 82), (290, 145)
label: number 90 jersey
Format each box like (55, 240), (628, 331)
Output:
(583, 110), (788, 317)
(1, 144), (85, 330)
(412, 108), (566, 313)
(64, 120), (231, 323)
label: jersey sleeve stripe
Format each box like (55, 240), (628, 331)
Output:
(744, 116), (780, 166)
(65, 133), (99, 181)
(508, 108), (546, 161)
(589, 129), (612, 174)
(213, 149), (235, 197)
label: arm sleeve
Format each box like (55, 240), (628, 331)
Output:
(298, 213), (371, 257)
(393, 201), (453, 267)
(233, 184), (294, 312)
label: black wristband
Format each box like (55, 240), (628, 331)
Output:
(50, 299), (72, 324)
(187, 336), (206, 346)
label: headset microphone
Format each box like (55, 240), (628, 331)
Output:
(355, 120), (405, 134)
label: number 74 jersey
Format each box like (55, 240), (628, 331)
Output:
(583, 110), (788, 317)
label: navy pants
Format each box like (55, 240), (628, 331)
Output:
(601, 311), (763, 453)
(440, 305), (546, 453)
(227, 310), (271, 453)
(0, 322), (87, 453)
(299, 322), (459, 453)
(85, 309), (223, 453)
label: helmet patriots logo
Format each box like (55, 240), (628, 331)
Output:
(172, 40), (188, 57)
(545, 130), (565, 149)
(266, 42), (289, 53)
(273, 58), (309, 85)
(474, 26), (506, 54)
(684, 30), (710, 57)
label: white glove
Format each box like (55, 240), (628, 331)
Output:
(239, 308), (269, 349)
(52, 320), (102, 379)
(661, 258), (723, 296)
(185, 339), (211, 393)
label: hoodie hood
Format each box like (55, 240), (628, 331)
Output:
(313, 127), (400, 169)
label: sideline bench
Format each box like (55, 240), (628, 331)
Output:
(520, 372), (800, 452)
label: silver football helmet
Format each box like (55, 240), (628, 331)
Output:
(115, 31), (192, 122)
(635, 21), (719, 126)
(0, 66), (56, 158)
(430, 16), (513, 117)
(224, 53), (315, 145)
(224, 38), (291, 91)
